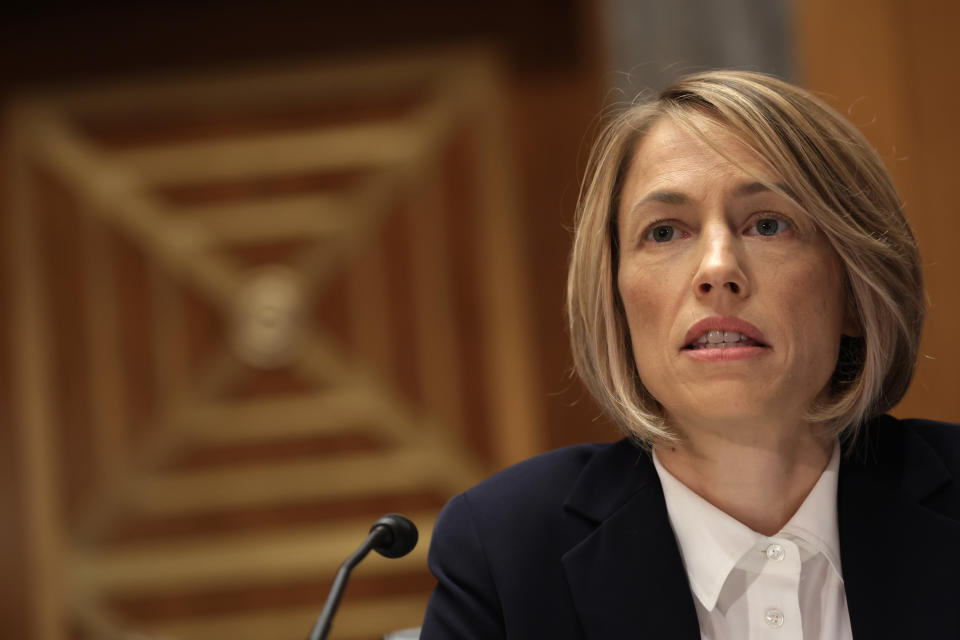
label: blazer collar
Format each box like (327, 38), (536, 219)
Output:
(561, 439), (701, 640)
(839, 415), (960, 638)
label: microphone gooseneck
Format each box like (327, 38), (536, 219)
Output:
(308, 514), (419, 640)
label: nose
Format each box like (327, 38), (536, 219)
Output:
(692, 225), (750, 298)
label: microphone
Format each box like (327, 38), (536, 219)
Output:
(308, 514), (419, 640)
(368, 513), (419, 558)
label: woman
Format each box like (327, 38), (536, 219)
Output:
(420, 71), (960, 639)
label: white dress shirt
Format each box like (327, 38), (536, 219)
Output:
(652, 443), (853, 640)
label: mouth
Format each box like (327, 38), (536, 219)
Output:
(684, 330), (766, 350)
(682, 316), (769, 351)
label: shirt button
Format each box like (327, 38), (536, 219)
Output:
(765, 543), (785, 561)
(764, 608), (785, 628)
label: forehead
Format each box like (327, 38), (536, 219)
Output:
(622, 116), (776, 198)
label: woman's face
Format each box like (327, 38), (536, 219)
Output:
(616, 117), (848, 434)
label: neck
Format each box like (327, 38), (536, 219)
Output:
(653, 418), (833, 536)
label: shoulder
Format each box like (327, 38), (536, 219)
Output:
(899, 416), (960, 460)
(430, 438), (649, 565)
(434, 441), (624, 545)
(462, 442), (614, 511)
(891, 415), (960, 488)
(423, 440), (637, 638)
(852, 415), (960, 510)
(862, 414), (960, 465)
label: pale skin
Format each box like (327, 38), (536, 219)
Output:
(617, 116), (854, 535)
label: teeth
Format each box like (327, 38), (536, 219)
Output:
(705, 330), (745, 344)
(690, 330), (757, 349)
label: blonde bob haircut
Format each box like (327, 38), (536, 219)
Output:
(567, 70), (924, 447)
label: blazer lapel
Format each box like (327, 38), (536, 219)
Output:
(561, 441), (700, 640)
(839, 417), (960, 638)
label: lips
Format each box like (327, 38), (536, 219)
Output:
(682, 316), (768, 350)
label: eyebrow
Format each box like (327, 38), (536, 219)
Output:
(629, 181), (786, 213)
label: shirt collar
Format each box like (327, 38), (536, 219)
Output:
(780, 440), (843, 577)
(652, 441), (842, 611)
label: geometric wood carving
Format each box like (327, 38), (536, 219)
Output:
(6, 49), (541, 640)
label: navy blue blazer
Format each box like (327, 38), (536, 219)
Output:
(421, 416), (960, 638)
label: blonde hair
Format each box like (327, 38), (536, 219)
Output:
(567, 70), (924, 447)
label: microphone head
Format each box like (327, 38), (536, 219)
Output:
(370, 513), (418, 559)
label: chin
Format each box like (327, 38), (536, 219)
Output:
(665, 394), (790, 428)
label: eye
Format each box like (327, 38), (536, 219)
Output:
(646, 224), (677, 243)
(756, 218), (780, 236)
(747, 215), (791, 237)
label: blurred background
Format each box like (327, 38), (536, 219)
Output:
(2, 1), (958, 638)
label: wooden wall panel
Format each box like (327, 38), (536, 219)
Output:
(795, 0), (960, 422)
(5, 51), (544, 640)
(2, 5), (609, 639)
(0, 130), (31, 640)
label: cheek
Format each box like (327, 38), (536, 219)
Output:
(617, 262), (684, 385)
(618, 264), (672, 336)
(783, 260), (847, 372)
